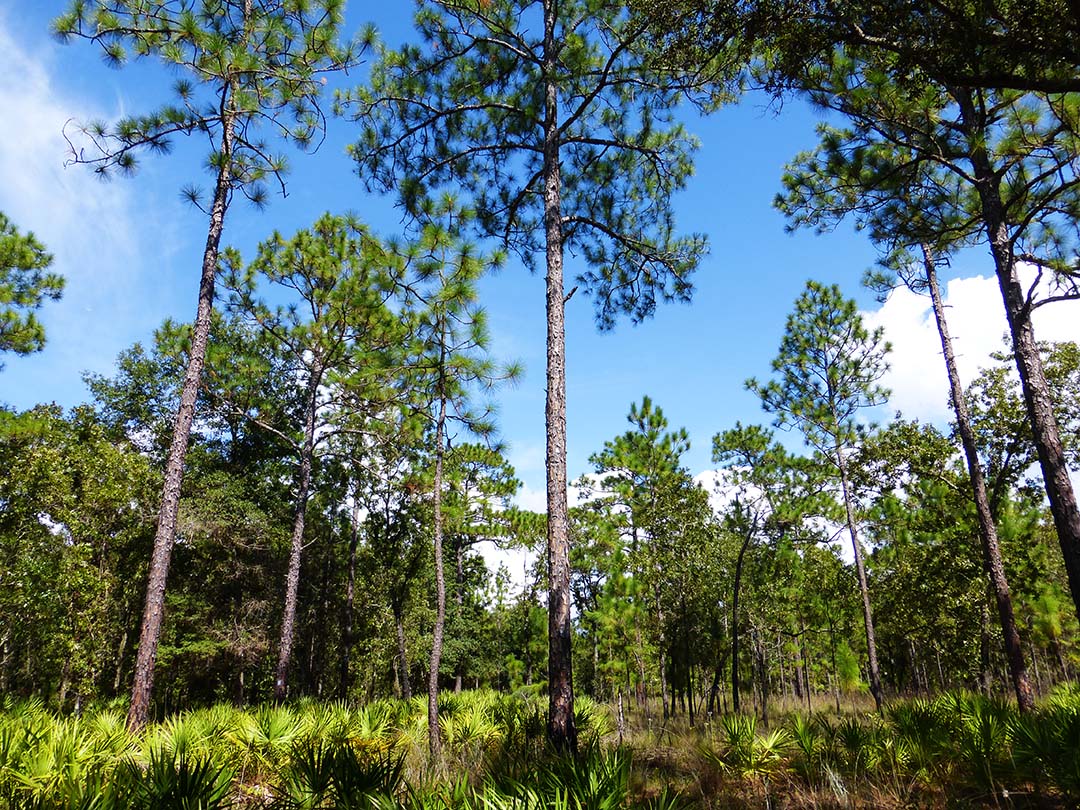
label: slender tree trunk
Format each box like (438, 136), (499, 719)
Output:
(634, 629), (648, 709)
(1052, 637), (1069, 681)
(656, 591), (670, 721)
(835, 451), (885, 711)
(793, 654), (803, 702)
(428, 384), (448, 759)
(800, 626), (812, 712)
(731, 531), (751, 713)
(754, 629), (768, 725)
(907, 638), (919, 695)
(455, 542), (464, 695)
(127, 106), (235, 730)
(708, 661), (722, 716)
(616, 681), (626, 745)
(955, 89), (1080, 624)
(778, 634), (788, 703)
(828, 622), (841, 714)
(273, 359), (323, 701)
(394, 605), (412, 700)
(1030, 640), (1044, 696)
(542, 0), (575, 754)
(922, 244), (1035, 711)
(339, 495), (362, 698)
(113, 629), (128, 696)
(683, 595), (694, 727)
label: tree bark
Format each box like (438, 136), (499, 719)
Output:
(126, 104), (235, 730)
(800, 626), (812, 712)
(394, 605), (412, 700)
(656, 590), (670, 721)
(836, 449), (885, 712)
(542, 0), (576, 754)
(274, 357), (324, 701)
(922, 243), (1035, 711)
(454, 541), (465, 695)
(731, 530), (752, 713)
(754, 628), (768, 725)
(956, 88), (1080, 625)
(682, 594), (694, 727)
(428, 380), (448, 759)
(339, 494), (362, 698)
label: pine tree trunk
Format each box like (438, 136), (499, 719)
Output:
(113, 629), (128, 696)
(708, 662), (722, 716)
(731, 531), (751, 714)
(1030, 640), (1043, 696)
(656, 591), (670, 721)
(127, 106), (236, 730)
(454, 541), (464, 695)
(800, 627), (812, 712)
(835, 450), (885, 711)
(828, 622), (841, 714)
(394, 605), (412, 700)
(542, 0), (576, 754)
(956, 89), (1080, 625)
(754, 629), (769, 725)
(778, 634), (788, 703)
(274, 358), (324, 701)
(1052, 637), (1069, 681)
(683, 594), (694, 727)
(339, 495), (362, 698)
(922, 244), (1035, 711)
(428, 384), (448, 759)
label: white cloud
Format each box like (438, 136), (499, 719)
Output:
(508, 441), (545, 476)
(862, 269), (1079, 425)
(0, 16), (180, 402)
(513, 482), (548, 513)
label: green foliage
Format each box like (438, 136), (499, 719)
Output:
(341, 0), (707, 330)
(54, 0), (357, 196)
(274, 744), (405, 809)
(0, 212), (63, 369)
(0, 406), (158, 706)
(1, 690), (1080, 806)
(748, 280), (890, 457)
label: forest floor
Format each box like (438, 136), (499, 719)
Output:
(0, 686), (1077, 809)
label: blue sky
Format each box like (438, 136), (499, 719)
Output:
(1, 1), (1075, 509)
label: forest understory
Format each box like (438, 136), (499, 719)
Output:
(1, 686), (1079, 809)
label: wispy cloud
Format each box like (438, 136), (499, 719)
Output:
(0, 16), (180, 405)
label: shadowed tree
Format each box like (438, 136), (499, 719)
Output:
(339, 0), (709, 750)
(748, 280), (890, 711)
(54, 0), (355, 728)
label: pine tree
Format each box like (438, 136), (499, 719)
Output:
(215, 214), (408, 701)
(748, 280), (890, 711)
(55, 0), (355, 728)
(774, 53), (1080, 629)
(399, 210), (518, 758)
(339, 0), (707, 749)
